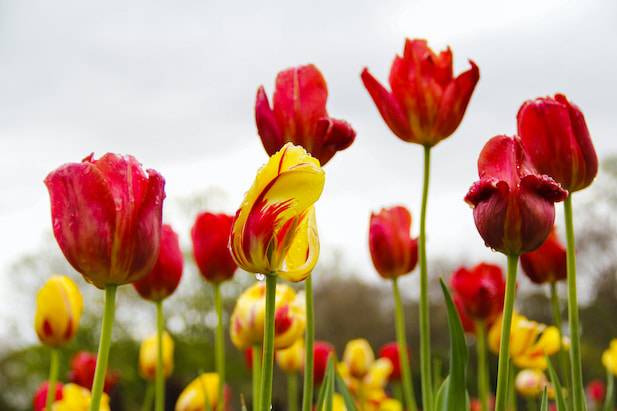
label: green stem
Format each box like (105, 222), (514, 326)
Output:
(214, 283), (225, 411)
(418, 145), (433, 411)
(45, 348), (60, 411)
(604, 369), (615, 411)
(155, 300), (165, 411)
(495, 255), (519, 411)
(252, 346), (262, 411)
(527, 397), (538, 411)
(393, 383), (403, 404)
(550, 281), (572, 411)
(475, 320), (489, 411)
(302, 275), (315, 411)
(564, 195), (586, 411)
(260, 275), (277, 411)
(288, 373), (299, 411)
(392, 278), (418, 411)
(508, 362), (517, 411)
(88, 284), (117, 411)
(142, 382), (154, 411)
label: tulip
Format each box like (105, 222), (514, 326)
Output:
(515, 369), (548, 398)
(140, 331), (174, 380)
(379, 398), (403, 411)
(586, 379), (605, 404)
(277, 338), (304, 411)
(378, 342), (411, 382)
(603, 340), (617, 376)
(33, 381), (63, 411)
(52, 384), (110, 411)
(453, 294), (476, 334)
(69, 352), (118, 394)
(175, 373), (227, 411)
(520, 228), (567, 285)
(314, 341), (336, 385)
(255, 64), (356, 166)
(343, 339), (375, 379)
(45, 152), (165, 411)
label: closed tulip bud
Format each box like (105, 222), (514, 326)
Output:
(52, 383), (110, 411)
(378, 342), (410, 382)
(229, 143), (325, 282)
(175, 373), (228, 411)
(518, 94), (598, 193)
(34, 275), (83, 347)
(465, 135), (568, 255)
(191, 212), (237, 283)
(230, 282), (305, 350)
(45, 153), (166, 289)
(450, 263), (505, 324)
(70, 351), (118, 394)
(369, 206), (418, 279)
(587, 379), (605, 404)
(343, 339), (375, 379)
(602, 339), (617, 376)
(520, 227), (567, 284)
(255, 64), (356, 166)
(133, 224), (183, 301)
(276, 337), (304, 374)
(361, 39), (479, 147)
(515, 369), (548, 398)
(139, 331), (174, 380)
(33, 381), (63, 411)
(314, 341), (336, 384)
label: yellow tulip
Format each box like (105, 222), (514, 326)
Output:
(514, 369), (548, 398)
(322, 393), (347, 411)
(139, 331), (174, 380)
(343, 339), (375, 379)
(175, 373), (222, 411)
(230, 282), (305, 350)
(34, 275), (83, 347)
(52, 383), (110, 411)
(229, 143), (325, 282)
(602, 339), (617, 376)
(379, 398), (403, 411)
(276, 337), (304, 374)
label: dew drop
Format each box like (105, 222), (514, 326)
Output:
(255, 273), (266, 281)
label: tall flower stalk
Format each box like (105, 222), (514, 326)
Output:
(155, 301), (165, 411)
(302, 276), (315, 411)
(475, 321), (489, 411)
(44, 349), (60, 411)
(260, 275), (278, 411)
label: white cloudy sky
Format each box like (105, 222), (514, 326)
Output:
(1, 0), (617, 313)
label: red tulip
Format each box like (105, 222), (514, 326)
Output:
(33, 381), (63, 411)
(133, 224), (183, 301)
(70, 351), (118, 394)
(378, 342), (411, 382)
(191, 212), (237, 283)
(369, 206), (418, 279)
(255, 64), (356, 166)
(361, 38), (479, 147)
(517, 94), (598, 193)
(520, 227), (567, 284)
(313, 341), (335, 384)
(586, 379), (605, 403)
(465, 135), (568, 255)
(451, 263), (505, 325)
(44, 153), (166, 289)
(453, 294), (476, 334)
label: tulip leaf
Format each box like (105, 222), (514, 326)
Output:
(434, 376), (449, 411)
(546, 357), (567, 411)
(604, 370), (615, 411)
(316, 356), (334, 411)
(438, 279), (469, 411)
(335, 372), (358, 411)
(540, 388), (549, 411)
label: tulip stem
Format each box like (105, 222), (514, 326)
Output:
(142, 382), (154, 411)
(155, 300), (165, 411)
(475, 320), (490, 411)
(604, 368), (615, 411)
(495, 255), (519, 411)
(288, 373), (299, 411)
(550, 281), (572, 410)
(418, 145), (433, 411)
(260, 274), (277, 411)
(45, 348), (60, 411)
(302, 275), (315, 411)
(392, 277), (418, 411)
(214, 282), (225, 411)
(253, 345), (262, 411)
(89, 284), (117, 411)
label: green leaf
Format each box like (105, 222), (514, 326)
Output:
(546, 357), (567, 411)
(604, 370), (615, 411)
(325, 357), (335, 411)
(540, 388), (549, 411)
(335, 372), (358, 411)
(434, 376), (449, 411)
(316, 356), (334, 411)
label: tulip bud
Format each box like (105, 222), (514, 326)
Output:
(343, 339), (375, 379)
(361, 39), (479, 147)
(34, 275), (83, 347)
(518, 94), (598, 193)
(276, 337), (304, 374)
(450, 263), (505, 324)
(602, 339), (617, 376)
(465, 135), (568, 255)
(520, 227), (567, 284)
(515, 369), (548, 398)
(587, 379), (605, 404)
(313, 341), (336, 384)
(191, 212), (237, 283)
(229, 143), (324, 282)
(139, 331), (174, 380)
(255, 64), (356, 166)
(45, 153), (166, 288)
(33, 381), (63, 411)
(378, 342), (410, 382)
(175, 373), (227, 411)
(369, 206), (418, 279)
(70, 351), (118, 394)
(52, 383), (110, 411)
(133, 224), (183, 301)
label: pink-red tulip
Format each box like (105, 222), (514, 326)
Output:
(520, 227), (567, 284)
(191, 212), (237, 283)
(45, 153), (166, 288)
(517, 94), (598, 193)
(133, 224), (183, 301)
(453, 294), (476, 334)
(465, 135), (568, 255)
(255, 64), (356, 166)
(33, 381), (63, 411)
(361, 39), (479, 147)
(586, 379), (605, 404)
(450, 263), (505, 324)
(69, 351), (118, 394)
(378, 342), (411, 382)
(313, 341), (335, 384)
(369, 206), (418, 279)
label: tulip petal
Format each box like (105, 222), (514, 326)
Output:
(279, 208), (319, 282)
(255, 85), (284, 155)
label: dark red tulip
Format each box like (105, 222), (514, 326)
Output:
(45, 153), (166, 289)
(453, 294), (476, 334)
(586, 379), (605, 403)
(361, 38), (479, 147)
(451, 263), (505, 324)
(255, 64), (356, 166)
(133, 224), (183, 301)
(465, 135), (568, 255)
(369, 206), (418, 279)
(191, 212), (237, 283)
(378, 342), (411, 381)
(517, 94), (598, 193)
(33, 381), (63, 411)
(520, 227), (567, 284)
(70, 351), (118, 393)
(313, 341), (335, 384)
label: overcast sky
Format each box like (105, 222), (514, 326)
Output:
(1, 0), (617, 317)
